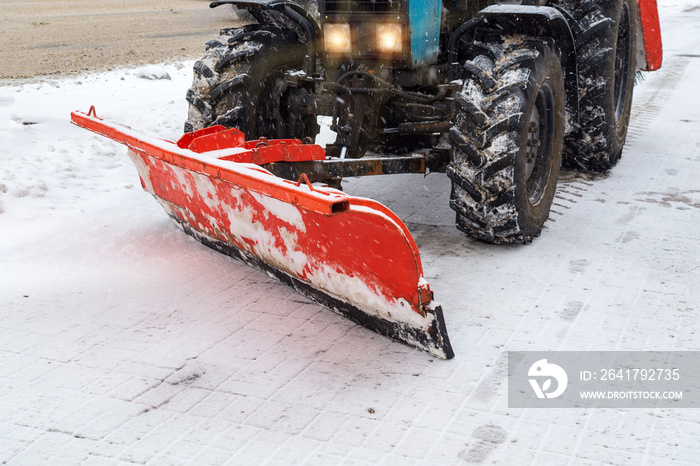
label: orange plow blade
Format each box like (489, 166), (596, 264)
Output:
(71, 108), (454, 359)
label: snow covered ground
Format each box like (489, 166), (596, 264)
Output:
(1, 1), (700, 464)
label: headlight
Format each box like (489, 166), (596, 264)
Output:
(376, 23), (403, 54)
(323, 23), (351, 54)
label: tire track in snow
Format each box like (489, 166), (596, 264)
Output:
(550, 171), (604, 218)
(548, 56), (691, 219)
(625, 56), (690, 146)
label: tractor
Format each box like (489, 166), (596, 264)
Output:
(72, 0), (662, 356)
(184, 0), (662, 244)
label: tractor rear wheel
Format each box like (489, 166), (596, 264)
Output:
(560, 0), (637, 171)
(184, 24), (319, 141)
(448, 37), (565, 244)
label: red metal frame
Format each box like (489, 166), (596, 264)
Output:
(638, 0), (663, 71)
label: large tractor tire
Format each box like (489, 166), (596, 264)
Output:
(560, 0), (637, 171)
(447, 37), (565, 244)
(185, 24), (319, 140)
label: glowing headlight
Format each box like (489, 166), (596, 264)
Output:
(376, 23), (403, 54)
(323, 23), (351, 54)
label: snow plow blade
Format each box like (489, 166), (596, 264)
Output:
(71, 108), (454, 359)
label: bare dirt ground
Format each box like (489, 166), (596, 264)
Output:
(0, 0), (244, 79)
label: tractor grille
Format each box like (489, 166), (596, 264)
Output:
(324, 0), (400, 13)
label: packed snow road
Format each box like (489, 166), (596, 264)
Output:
(1, 1), (700, 464)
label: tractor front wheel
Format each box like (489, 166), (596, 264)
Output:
(448, 37), (565, 244)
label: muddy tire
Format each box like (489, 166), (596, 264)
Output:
(560, 0), (636, 171)
(184, 24), (319, 140)
(447, 38), (565, 244)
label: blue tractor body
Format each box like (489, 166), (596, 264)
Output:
(408, 0), (442, 66)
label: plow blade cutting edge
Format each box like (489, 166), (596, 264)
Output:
(71, 108), (454, 359)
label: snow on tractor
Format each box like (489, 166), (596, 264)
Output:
(72, 0), (662, 358)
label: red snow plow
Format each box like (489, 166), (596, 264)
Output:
(71, 107), (454, 359)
